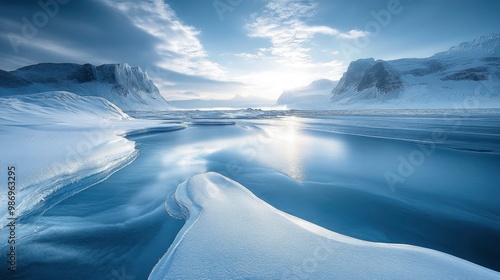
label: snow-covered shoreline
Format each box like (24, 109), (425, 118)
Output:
(0, 91), (184, 227)
(1, 89), (499, 278)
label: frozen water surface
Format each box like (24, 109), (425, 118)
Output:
(1, 105), (500, 279)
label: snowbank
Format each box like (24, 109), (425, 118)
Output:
(0, 91), (184, 226)
(152, 172), (499, 279)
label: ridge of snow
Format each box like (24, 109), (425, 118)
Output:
(435, 33), (500, 57)
(151, 172), (499, 279)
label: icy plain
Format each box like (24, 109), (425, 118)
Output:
(1, 95), (499, 279)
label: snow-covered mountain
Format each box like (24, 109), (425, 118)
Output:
(277, 79), (338, 109)
(434, 33), (500, 57)
(277, 34), (500, 110)
(0, 63), (172, 112)
(329, 34), (500, 109)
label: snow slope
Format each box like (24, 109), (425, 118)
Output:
(277, 79), (338, 109)
(0, 91), (184, 226)
(329, 34), (500, 109)
(152, 172), (499, 279)
(0, 63), (172, 112)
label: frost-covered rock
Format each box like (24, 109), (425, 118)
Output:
(333, 58), (376, 95)
(332, 59), (403, 103)
(0, 63), (172, 112)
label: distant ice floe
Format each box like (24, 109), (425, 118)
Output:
(153, 172), (500, 279)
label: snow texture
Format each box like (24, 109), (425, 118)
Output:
(0, 91), (183, 225)
(152, 172), (500, 279)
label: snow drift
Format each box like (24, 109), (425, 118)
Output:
(152, 172), (499, 279)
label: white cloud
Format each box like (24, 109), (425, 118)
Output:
(106, 0), (226, 80)
(104, 0), (352, 100)
(230, 0), (353, 97)
(245, 0), (367, 64)
(338, 30), (370, 39)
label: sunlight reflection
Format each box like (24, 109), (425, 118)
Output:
(268, 116), (305, 182)
(282, 116), (303, 181)
(261, 116), (347, 182)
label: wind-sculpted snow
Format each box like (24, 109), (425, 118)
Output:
(0, 91), (184, 226)
(153, 172), (499, 279)
(0, 62), (172, 112)
(1, 91), (130, 122)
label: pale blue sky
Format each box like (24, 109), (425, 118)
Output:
(1, 0), (499, 101)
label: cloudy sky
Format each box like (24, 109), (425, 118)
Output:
(1, 0), (499, 101)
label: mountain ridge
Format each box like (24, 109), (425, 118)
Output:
(278, 34), (500, 110)
(0, 62), (172, 112)
(434, 33), (500, 57)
